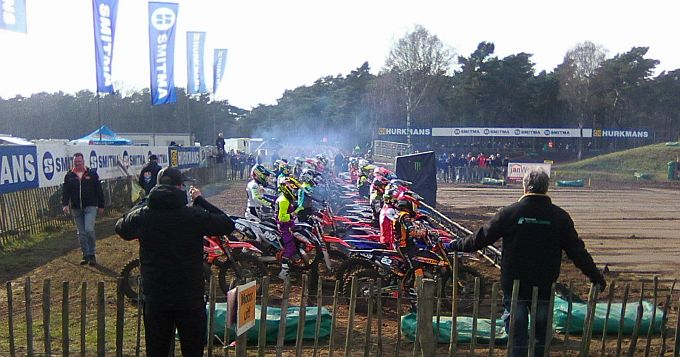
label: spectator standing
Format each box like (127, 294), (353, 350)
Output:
(215, 133), (225, 163)
(138, 154), (162, 195)
(446, 169), (606, 357)
(115, 168), (235, 357)
(62, 153), (105, 265)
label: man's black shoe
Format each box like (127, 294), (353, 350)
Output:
(88, 256), (97, 266)
(80, 257), (89, 265)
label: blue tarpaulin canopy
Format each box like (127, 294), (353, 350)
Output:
(71, 126), (132, 145)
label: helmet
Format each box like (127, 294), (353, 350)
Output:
(373, 167), (389, 177)
(251, 164), (271, 185)
(358, 159), (369, 167)
(361, 164), (376, 175)
(295, 157), (304, 165)
(278, 178), (298, 200)
(372, 175), (389, 188)
(279, 163), (292, 176)
(300, 168), (319, 184)
(396, 191), (420, 213)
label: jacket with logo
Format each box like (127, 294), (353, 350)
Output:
(61, 168), (105, 209)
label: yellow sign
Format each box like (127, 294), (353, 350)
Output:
(236, 281), (257, 336)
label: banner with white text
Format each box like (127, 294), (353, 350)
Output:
(0, 0), (27, 33)
(186, 31), (207, 94)
(148, 2), (179, 105)
(213, 49), (228, 94)
(0, 145), (38, 193)
(506, 162), (552, 182)
(168, 146), (200, 169)
(92, 0), (119, 93)
(432, 127), (592, 138)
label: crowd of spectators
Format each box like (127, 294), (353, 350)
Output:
(437, 152), (509, 183)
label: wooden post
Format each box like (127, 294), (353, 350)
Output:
(207, 275), (216, 357)
(376, 278), (384, 357)
(600, 279), (617, 357)
(543, 283), (557, 357)
(627, 282), (645, 357)
(488, 282), (499, 357)
(615, 283), (630, 357)
(275, 277), (291, 357)
(115, 278), (125, 357)
(363, 279), (374, 357)
(25, 277), (34, 357)
(312, 275), (323, 357)
(448, 255), (459, 357)
(658, 280), (675, 357)
(295, 274), (308, 357)
(42, 279), (52, 356)
(80, 282), (87, 357)
(135, 277), (142, 357)
(417, 279), (436, 357)
(62, 282), (70, 357)
(395, 280), (402, 357)
(7, 281), (16, 357)
(506, 280), (520, 357)
(673, 293), (680, 357)
(562, 280), (574, 357)
(96, 281), (105, 357)
(470, 277), (481, 354)
(412, 275), (423, 357)
(528, 286), (539, 357)
(435, 278), (442, 339)
(344, 276), (359, 357)
(580, 283), (599, 357)
(328, 280), (340, 357)
(257, 277), (270, 357)
(644, 276), (659, 357)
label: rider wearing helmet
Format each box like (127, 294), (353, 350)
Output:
(393, 191), (431, 277)
(293, 157), (305, 177)
(246, 165), (273, 221)
(277, 162), (292, 187)
(276, 178), (301, 279)
(379, 187), (399, 247)
(369, 174), (389, 223)
(295, 169), (323, 221)
(357, 164), (375, 198)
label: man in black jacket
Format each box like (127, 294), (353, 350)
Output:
(115, 167), (235, 357)
(62, 153), (105, 265)
(138, 154), (162, 195)
(446, 169), (606, 357)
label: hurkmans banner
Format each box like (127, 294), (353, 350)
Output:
(213, 49), (228, 94)
(168, 146), (200, 169)
(92, 0), (119, 93)
(0, 0), (27, 33)
(148, 2), (179, 105)
(186, 31), (207, 94)
(0, 145), (38, 193)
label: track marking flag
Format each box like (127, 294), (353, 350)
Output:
(148, 2), (179, 105)
(213, 49), (228, 94)
(0, 0), (27, 33)
(186, 31), (207, 94)
(92, 0), (119, 93)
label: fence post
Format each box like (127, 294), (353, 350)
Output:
(562, 280), (575, 357)
(328, 280), (340, 357)
(344, 276), (359, 357)
(658, 279), (676, 357)
(580, 283), (599, 357)
(62, 282), (70, 357)
(295, 274), (308, 357)
(207, 275), (217, 357)
(363, 279), (374, 357)
(644, 276), (659, 357)
(417, 279), (436, 357)
(600, 279), (617, 357)
(528, 286), (538, 357)
(506, 280), (520, 357)
(97, 281), (106, 357)
(312, 275), (323, 357)
(448, 255), (459, 357)
(25, 277), (34, 357)
(543, 283), (557, 357)
(275, 277), (291, 357)
(42, 279), (52, 356)
(470, 277), (481, 354)
(673, 293), (680, 357)
(7, 281), (16, 357)
(395, 281), (403, 357)
(115, 278), (125, 357)
(135, 277), (143, 357)
(412, 275), (423, 356)
(615, 283), (630, 357)
(257, 277), (270, 357)
(488, 282), (499, 357)
(627, 282), (645, 357)
(376, 278), (383, 357)
(80, 282), (87, 357)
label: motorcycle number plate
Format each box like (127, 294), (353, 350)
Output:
(264, 231), (278, 242)
(359, 252), (373, 259)
(235, 223), (245, 231)
(380, 257), (392, 265)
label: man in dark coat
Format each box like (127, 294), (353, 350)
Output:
(446, 169), (606, 357)
(138, 154), (162, 195)
(115, 167), (235, 357)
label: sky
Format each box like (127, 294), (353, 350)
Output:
(1, 0), (679, 109)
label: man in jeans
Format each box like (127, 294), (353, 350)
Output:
(446, 169), (606, 356)
(62, 153), (105, 265)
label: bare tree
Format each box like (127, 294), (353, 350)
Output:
(558, 41), (607, 159)
(384, 25), (455, 148)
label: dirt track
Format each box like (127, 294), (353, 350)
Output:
(437, 184), (680, 278)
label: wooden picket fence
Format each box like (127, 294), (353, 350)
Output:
(1, 270), (678, 357)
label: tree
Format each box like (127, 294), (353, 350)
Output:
(558, 41), (607, 158)
(383, 25), (455, 148)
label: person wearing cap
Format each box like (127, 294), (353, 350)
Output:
(445, 168), (606, 357)
(115, 167), (235, 357)
(62, 152), (105, 266)
(138, 154), (162, 195)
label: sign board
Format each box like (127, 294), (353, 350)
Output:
(0, 145), (39, 194)
(168, 146), (200, 169)
(592, 129), (649, 139)
(377, 127), (432, 136)
(507, 162), (552, 182)
(432, 127), (592, 138)
(236, 281), (257, 336)
(395, 151), (437, 207)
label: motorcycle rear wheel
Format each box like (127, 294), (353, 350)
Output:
(217, 253), (267, 297)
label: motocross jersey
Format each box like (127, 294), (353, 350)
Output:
(393, 211), (426, 248)
(246, 180), (271, 208)
(275, 194), (296, 223)
(379, 204), (398, 248)
(297, 182), (315, 210)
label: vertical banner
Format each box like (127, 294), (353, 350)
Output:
(0, 0), (27, 33)
(148, 2), (179, 105)
(92, 0), (119, 93)
(212, 48), (228, 94)
(186, 31), (207, 94)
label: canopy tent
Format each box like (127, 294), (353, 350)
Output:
(71, 126), (132, 145)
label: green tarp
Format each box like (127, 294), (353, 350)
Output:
(401, 313), (508, 343)
(208, 304), (332, 344)
(553, 297), (664, 334)
(556, 179), (584, 187)
(481, 177), (505, 186)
